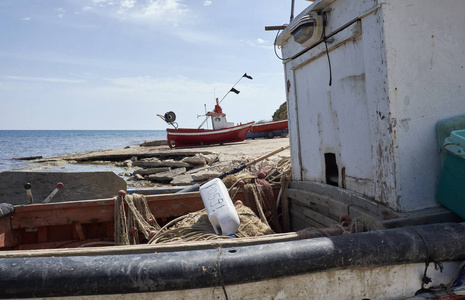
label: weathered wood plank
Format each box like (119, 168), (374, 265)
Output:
(290, 201), (337, 227)
(280, 177), (291, 232)
(289, 181), (397, 219)
(287, 188), (348, 220)
(289, 208), (325, 230)
(8, 185), (280, 230)
(0, 232), (300, 258)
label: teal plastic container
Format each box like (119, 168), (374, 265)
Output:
(436, 130), (465, 219)
(451, 129), (465, 147)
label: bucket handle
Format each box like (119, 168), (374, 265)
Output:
(443, 143), (465, 157)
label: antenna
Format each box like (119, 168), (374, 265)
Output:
(205, 104), (208, 129)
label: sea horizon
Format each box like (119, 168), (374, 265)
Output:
(0, 129), (167, 173)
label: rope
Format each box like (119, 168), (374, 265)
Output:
(114, 194), (161, 246)
(409, 226), (444, 290)
(265, 157), (292, 182)
(148, 203), (273, 244)
(115, 157), (290, 245)
(114, 194), (129, 245)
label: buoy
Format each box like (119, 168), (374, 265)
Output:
(200, 178), (240, 236)
(339, 214), (352, 226)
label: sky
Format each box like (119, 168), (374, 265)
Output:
(0, 0), (311, 130)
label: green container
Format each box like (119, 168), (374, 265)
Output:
(436, 131), (465, 219)
(451, 129), (465, 148)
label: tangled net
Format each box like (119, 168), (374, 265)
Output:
(224, 157), (292, 233)
(147, 202), (273, 244)
(114, 193), (161, 245)
(114, 157), (292, 245)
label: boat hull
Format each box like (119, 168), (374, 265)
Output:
(247, 120), (289, 139)
(1, 223), (465, 299)
(1, 186), (465, 299)
(166, 122), (254, 148)
(249, 120), (288, 134)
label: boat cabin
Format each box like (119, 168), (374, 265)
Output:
(206, 98), (235, 130)
(276, 0), (465, 228)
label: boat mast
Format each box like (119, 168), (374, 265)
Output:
(218, 73), (253, 105)
(198, 73), (253, 129)
(290, 0), (295, 21)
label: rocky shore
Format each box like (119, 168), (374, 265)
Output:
(36, 137), (291, 189)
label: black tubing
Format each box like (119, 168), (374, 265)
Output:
(1, 223), (465, 298)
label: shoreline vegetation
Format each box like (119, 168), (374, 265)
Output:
(19, 137), (291, 189)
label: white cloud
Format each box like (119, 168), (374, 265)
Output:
(129, 0), (188, 26)
(85, 0), (189, 26)
(4, 76), (85, 84)
(56, 7), (66, 18)
(21, 17), (31, 21)
(120, 0), (135, 9)
(103, 75), (219, 95)
(203, 0), (212, 6)
(244, 38), (273, 50)
(92, 0), (117, 6)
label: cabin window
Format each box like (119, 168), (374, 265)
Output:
(324, 153), (338, 187)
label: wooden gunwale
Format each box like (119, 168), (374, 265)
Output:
(0, 232), (299, 258)
(0, 184), (282, 251)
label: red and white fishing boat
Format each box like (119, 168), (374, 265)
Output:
(164, 100), (254, 148)
(159, 73), (255, 148)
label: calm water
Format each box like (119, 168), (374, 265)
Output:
(0, 130), (166, 172)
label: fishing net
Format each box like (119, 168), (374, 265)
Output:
(225, 158), (292, 233)
(148, 202), (273, 244)
(114, 157), (291, 245)
(114, 193), (161, 246)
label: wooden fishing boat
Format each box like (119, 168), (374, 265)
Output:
(2, 0), (465, 298)
(159, 73), (255, 148)
(0, 185), (279, 251)
(247, 119), (289, 139)
(167, 121), (254, 148)
(1, 185), (465, 299)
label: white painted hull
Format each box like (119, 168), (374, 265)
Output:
(22, 262), (463, 299)
(2, 223), (464, 299)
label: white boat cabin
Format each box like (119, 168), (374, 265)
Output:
(206, 98), (235, 130)
(199, 98), (234, 130)
(277, 0), (465, 229)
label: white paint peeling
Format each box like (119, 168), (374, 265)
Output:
(280, 0), (465, 212)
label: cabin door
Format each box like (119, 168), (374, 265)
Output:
(287, 24), (376, 197)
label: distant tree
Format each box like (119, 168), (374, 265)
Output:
(272, 102), (287, 121)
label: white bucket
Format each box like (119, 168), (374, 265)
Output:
(199, 178), (240, 236)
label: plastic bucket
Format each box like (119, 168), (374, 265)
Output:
(436, 132), (465, 219)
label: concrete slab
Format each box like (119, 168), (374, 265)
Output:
(0, 171), (127, 205)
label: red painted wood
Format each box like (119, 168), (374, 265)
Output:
(0, 185), (280, 250)
(249, 120), (288, 133)
(166, 122), (254, 148)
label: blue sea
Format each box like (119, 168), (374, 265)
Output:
(0, 130), (166, 173)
